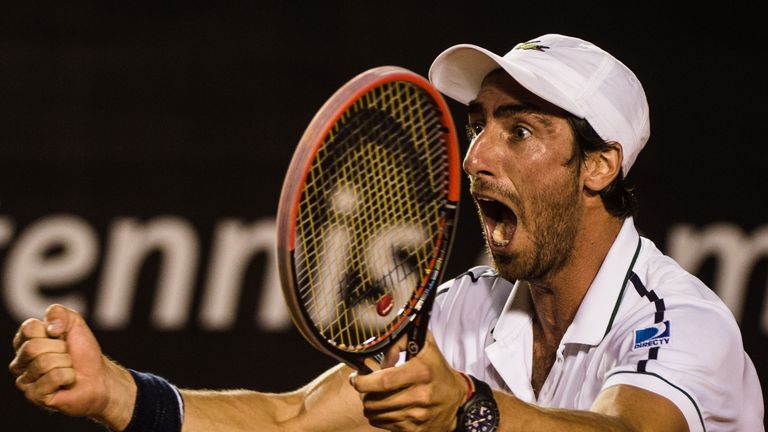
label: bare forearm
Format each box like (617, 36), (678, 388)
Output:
(499, 399), (632, 432)
(181, 388), (304, 432)
(496, 385), (687, 432)
(181, 364), (373, 432)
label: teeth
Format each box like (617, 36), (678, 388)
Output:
(492, 222), (510, 246)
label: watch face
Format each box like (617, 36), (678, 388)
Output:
(461, 399), (499, 432)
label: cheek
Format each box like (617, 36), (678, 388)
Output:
(517, 165), (581, 218)
(503, 139), (560, 180)
(499, 150), (549, 200)
(522, 140), (550, 162)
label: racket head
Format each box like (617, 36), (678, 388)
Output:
(276, 66), (460, 371)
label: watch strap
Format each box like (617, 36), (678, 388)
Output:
(467, 374), (493, 399)
(454, 374), (498, 432)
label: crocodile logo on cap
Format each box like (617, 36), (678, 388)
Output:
(513, 40), (549, 52)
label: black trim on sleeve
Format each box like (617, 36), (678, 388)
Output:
(629, 272), (669, 375)
(649, 347), (659, 360)
(437, 268), (497, 298)
(606, 370), (706, 431)
(631, 274), (649, 297)
(459, 269), (482, 283)
(629, 272), (666, 324)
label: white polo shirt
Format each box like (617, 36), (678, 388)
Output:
(430, 217), (764, 431)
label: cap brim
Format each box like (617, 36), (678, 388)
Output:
(429, 37), (648, 177)
(429, 44), (584, 120)
(428, 44), (506, 105)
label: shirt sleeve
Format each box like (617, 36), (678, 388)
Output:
(601, 290), (757, 432)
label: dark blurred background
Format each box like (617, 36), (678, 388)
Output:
(1, 2), (766, 430)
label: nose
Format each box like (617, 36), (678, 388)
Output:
(462, 127), (496, 179)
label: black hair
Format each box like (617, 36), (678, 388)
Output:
(567, 116), (638, 219)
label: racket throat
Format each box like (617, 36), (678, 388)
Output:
(350, 355), (383, 375)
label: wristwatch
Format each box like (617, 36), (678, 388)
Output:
(455, 374), (500, 432)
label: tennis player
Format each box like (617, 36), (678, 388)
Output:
(10, 33), (764, 431)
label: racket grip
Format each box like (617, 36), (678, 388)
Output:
(405, 292), (435, 360)
(405, 314), (429, 360)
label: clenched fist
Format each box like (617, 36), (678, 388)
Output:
(8, 304), (136, 430)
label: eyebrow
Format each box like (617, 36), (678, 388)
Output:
(467, 101), (553, 127)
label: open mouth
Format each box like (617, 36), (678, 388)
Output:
(475, 196), (518, 249)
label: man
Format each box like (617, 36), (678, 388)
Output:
(9, 34), (764, 431)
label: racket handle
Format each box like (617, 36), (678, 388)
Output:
(351, 358), (375, 375)
(405, 292), (435, 360)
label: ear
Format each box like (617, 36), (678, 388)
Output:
(583, 142), (622, 193)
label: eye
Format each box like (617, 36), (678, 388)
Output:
(511, 125), (531, 140)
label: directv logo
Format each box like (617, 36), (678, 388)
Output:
(633, 321), (671, 350)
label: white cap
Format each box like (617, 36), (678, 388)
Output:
(428, 34), (650, 175)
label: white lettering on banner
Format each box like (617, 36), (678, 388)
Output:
(1, 216), (766, 334)
(199, 218), (287, 331)
(94, 217), (199, 330)
(2, 215), (97, 321)
(0, 214), (289, 332)
(668, 223), (768, 332)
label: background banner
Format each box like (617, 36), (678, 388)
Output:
(1, 3), (766, 430)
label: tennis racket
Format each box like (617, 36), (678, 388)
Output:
(276, 66), (460, 374)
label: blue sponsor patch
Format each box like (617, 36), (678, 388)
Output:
(633, 320), (671, 350)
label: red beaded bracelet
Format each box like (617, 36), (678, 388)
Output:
(458, 372), (475, 403)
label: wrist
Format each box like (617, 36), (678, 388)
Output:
(454, 374), (500, 432)
(121, 369), (184, 432)
(457, 372), (474, 402)
(95, 357), (137, 431)
(450, 371), (473, 430)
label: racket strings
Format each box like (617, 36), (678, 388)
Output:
(302, 147), (431, 343)
(295, 81), (451, 351)
(305, 89), (448, 216)
(298, 95), (440, 272)
(301, 111), (445, 344)
(299, 121), (444, 287)
(301, 102), (440, 286)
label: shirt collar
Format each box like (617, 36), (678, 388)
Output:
(492, 217), (641, 346)
(561, 216), (641, 346)
(492, 279), (532, 341)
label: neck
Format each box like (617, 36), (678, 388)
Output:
(525, 211), (623, 344)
